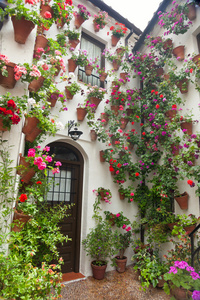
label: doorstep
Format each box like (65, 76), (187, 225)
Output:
(61, 272), (86, 284)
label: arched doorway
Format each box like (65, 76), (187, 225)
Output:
(47, 142), (83, 273)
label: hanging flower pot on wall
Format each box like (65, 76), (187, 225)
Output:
(85, 65), (93, 76)
(76, 107), (87, 121)
(99, 72), (107, 82)
(120, 72), (128, 82)
(192, 54), (200, 70)
(111, 105), (119, 116)
(0, 117), (8, 131)
(176, 78), (189, 94)
(68, 39), (80, 49)
(65, 87), (73, 100)
(181, 121), (193, 135)
(174, 191), (189, 210)
(74, 14), (85, 29)
(99, 150), (105, 162)
(163, 38), (173, 51)
(47, 92), (59, 107)
(111, 35), (120, 47)
(40, 4), (53, 18)
(34, 34), (48, 53)
(68, 59), (77, 73)
(172, 45), (185, 61)
(90, 97), (101, 111)
(28, 76), (45, 92)
(11, 16), (35, 44)
(17, 154), (36, 184)
(22, 116), (42, 142)
(101, 112), (109, 126)
(90, 129), (97, 141)
(120, 117), (128, 129)
(186, 3), (196, 21)
(93, 22), (100, 32)
(0, 62), (17, 89)
(112, 60), (120, 71)
(11, 209), (32, 232)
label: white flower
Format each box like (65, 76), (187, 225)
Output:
(69, 72), (75, 78)
(28, 98), (36, 105)
(56, 121), (64, 130)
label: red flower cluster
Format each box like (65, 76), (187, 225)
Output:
(0, 99), (21, 128)
(19, 194), (28, 202)
(110, 23), (128, 37)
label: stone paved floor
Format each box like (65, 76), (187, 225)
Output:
(60, 265), (171, 300)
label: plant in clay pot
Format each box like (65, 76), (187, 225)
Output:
(171, 214), (199, 236)
(65, 29), (80, 49)
(65, 81), (83, 99)
(94, 187), (112, 203)
(0, 93), (27, 131)
(82, 220), (117, 279)
(86, 84), (106, 104)
(74, 4), (91, 28)
(93, 10), (108, 31)
(51, 0), (73, 28)
(110, 23), (128, 46)
(70, 49), (88, 67)
(163, 260), (200, 299)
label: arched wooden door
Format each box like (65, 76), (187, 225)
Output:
(47, 142), (83, 273)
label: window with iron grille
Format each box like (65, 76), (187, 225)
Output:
(78, 32), (105, 87)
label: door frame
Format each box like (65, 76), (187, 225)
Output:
(47, 141), (84, 273)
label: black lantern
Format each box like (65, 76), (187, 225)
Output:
(68, 120), (83, 141)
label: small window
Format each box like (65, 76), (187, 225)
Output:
(197, 33), (200, 54)
(78, 32), (105, 87)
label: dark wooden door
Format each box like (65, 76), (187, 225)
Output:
(47, 143), (83, 273)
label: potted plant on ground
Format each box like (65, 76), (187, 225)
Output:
(105, 211), (132, 273)
(82, 220), (117, 280)
(163, 260), (200, 299)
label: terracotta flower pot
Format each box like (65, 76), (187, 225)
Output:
(68, 39), (80, 49)
(184, 224), (196, 235)
(173, 45), (185, 61)
(115, 256), (127, 273)
(165, 109), (177, 120)
(22, 116), (42, 142)
(99, 150), (105, 162)
(91, 261), (107, 280)
(68, 59), (77, 73)
(25, 127), (42, 143)
(28, 76), (45, 92)
(156, 275), (165, 288)
(120, 117), (128, 129)
(176, 78), (189, 94)
(128, 143), (134, 150)
(0, 62), (17, 89)
(119, 192), (125, 200)
(126, 108), (133, 116)
(90, 129), (97, 141)
(111, 105), (120, 116)
(171, 143), (179, 156)
(186, 3), (196, 21)
(47, 92), (59, 107)
(77, 107), (87, 121)
(120, 72), (128, 82)
(17, 154), (36, 183)
(93, 22), (100, 32)
(0, 117), (8, 131)
(11, 16), (35, 44)
(112, 60), (120, 71)
(40, 4), (53, 18)
(34, 34), (48, 52)
(12, 210), (31, 232)
(111, 35), (120, 47)
(192, 54), (200, 69)
(155, 67), (164, 76)
(65, 87), (73, 100)
(116, 48), (124, 55)
(90, 96), (101, 110)
(167, 222), (179, 231)
(85, 65), (93, 76)
(175, 191), (189, 210)
(99, 72), (107, 82)
(74, 14), (85, 29)
(171, 287), (192, 300)
(163, 39), (173, 51)
(101, 113), (109, 126)
(181, 121), (192, 135)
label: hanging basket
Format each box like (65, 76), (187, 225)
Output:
(165, 109), (177, 120)
(184, 224), (196, 235)
(93, 22), (100, 32)
(163, 39), (173, 51)
(0, 62), (17, 89)
(22, 116), (39, 135)
(171, 143), (179, 156)
(85, 65), (93, 76)
(11, 16), (35, 44)
(76, 107), (87, 121)
(174, 191), (189, 210)
(120, 118), (128, 129)
(172, 45), (185, 61)
(68, 59), (77, 73)
(126, 108), (133, 116)
(101, 113), (109, 126)
(28, 76), (45, 92)
(68, 39), (80, 49)
(74, 14), (85, 29)
(119, 191), (125, 200)
(120, 72), (128, 82)
(25, 127), (42, 143)
(181, 121), (192, 135)
(111, 35), (120, 47)
(90, 96), (101, 110)
(65, 87), (73, 100)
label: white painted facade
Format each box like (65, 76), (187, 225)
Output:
(0, 0), (200, 277)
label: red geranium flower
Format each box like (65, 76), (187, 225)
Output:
(135, 172), (139, 177)
(19, 194), (28, 202)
